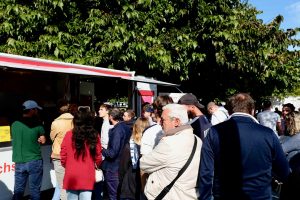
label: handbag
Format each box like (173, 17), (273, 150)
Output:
(95, 164), (104, 183)
(154, 136), (198, 200)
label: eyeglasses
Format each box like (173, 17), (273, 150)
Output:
(78, 106), (91, 112)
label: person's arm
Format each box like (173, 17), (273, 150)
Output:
(50, 121), (58, 142)
(60, 132), (69, 168)
(38, 135), (46, 144)
(139, 131), (153, 193)
(102, 129), (122, 159)
(38, 126), (46, 144)
(139, 140), (169, 193)
(140, 130), (154, 156)
(276, 121), (283, 136)
(95, 135), (102, 167)
(199, 129), (215, 200)
(140, 138), (170, 173)
(276, 114), (283, 136)
(272, 134), (290, 182)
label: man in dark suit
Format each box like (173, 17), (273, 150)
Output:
(102, 108), (131, 200)
(199, 93), (289, 200)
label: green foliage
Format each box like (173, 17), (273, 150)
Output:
(0, 0), (299, 101)
(107, 96), (128, 103)
(187, 1), (300, 101)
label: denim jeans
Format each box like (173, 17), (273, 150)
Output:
(104, 170), (119, 200)
(67, 190), (92, 200)
(52, 186), (61, 200)
(13, 159), (43, 200)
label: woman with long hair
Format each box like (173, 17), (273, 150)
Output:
(280, 112), (300, 199)
(60, 107), (102, 200)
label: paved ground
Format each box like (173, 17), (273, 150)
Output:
(22, 188), (54, 200)
(21, 188), (280, 200)
(23, 188), (109, 200)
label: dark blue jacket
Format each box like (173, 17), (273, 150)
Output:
(199, 114), (289, 200)
(191, 115), (211, 140)
(102, 121), (131, 172)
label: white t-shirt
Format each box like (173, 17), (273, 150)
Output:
(101, 118), (113, 149)
(211, 107), (229, 125)
(140, 123), (163, 155)
(257, 110), (281, 135)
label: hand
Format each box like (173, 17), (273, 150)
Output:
(38, 136), (46, 144)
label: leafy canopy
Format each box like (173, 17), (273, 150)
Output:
(0, 0), (299, 101)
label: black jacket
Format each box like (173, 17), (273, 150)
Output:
(119, 142), (141, 199)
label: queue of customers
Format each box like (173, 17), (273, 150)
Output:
(12, 93), (299, 200)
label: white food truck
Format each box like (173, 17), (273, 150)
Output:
(0, 53), (179, 200)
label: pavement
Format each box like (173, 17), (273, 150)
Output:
(21, 188), (280, 200)
(23, 188), (54, 200)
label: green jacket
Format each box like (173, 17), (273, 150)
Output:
(12, 119), (45, 163)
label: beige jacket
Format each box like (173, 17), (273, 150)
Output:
(140, 125), (202, 200)
(50, 113), (73, 159)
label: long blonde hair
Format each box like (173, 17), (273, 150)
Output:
(132, 117), (150, 145)
(286, 112), (300, 136)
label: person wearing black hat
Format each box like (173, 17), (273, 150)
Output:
(178, 93), (211, 140)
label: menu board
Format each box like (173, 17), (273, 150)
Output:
(0, 126), (11, 142)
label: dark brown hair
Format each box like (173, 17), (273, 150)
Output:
(109, 108), (123, 121)
(153, 95), (174, 117)
(125, 109), (135, 119)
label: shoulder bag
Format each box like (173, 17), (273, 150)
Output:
(95, 164), (104, 183)
(154, 136), (198, 200)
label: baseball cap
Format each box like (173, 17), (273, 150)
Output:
(22, 100), (42, 110)
(178, 93), (204, 109)
(145, 105), (154, 113)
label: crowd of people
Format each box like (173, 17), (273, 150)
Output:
(10, 93), (300, 200)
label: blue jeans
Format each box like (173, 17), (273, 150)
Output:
(104, 170), (119, 200)
(52, 185), (61, 200)
(13, 159), (43, 200)
(67, 190), (92, 200)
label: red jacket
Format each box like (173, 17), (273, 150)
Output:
(61, 130), (102, 190)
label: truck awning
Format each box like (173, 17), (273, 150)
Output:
(0, 53), (135, 78)
(122, 76), (180, 87)
(0, 53), (180, 87)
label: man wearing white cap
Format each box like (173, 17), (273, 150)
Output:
(12, 100), (46, 200)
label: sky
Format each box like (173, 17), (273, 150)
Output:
(247, 0), (300, 30)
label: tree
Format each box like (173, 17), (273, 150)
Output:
(185, 1), (300, 101)
(0, 0), (299, 101)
